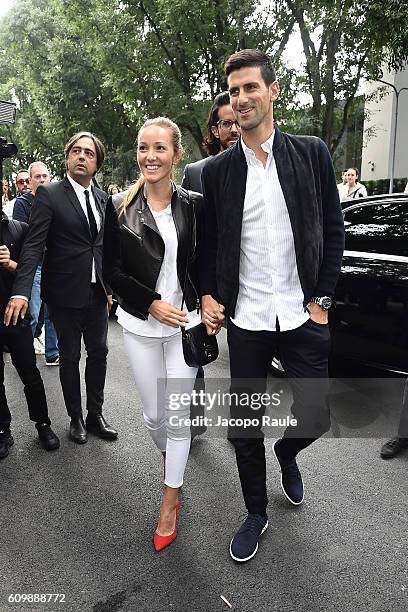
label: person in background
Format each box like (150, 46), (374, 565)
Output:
(2, 179), (10, 209)
(3, 170), (30, 219)
(339, 167), (367, 203)
(0, 211), (59, 459)
(103, 117), (203, 552)
(13, 162), (60, 365)
(108, 184), (120, 196)
(182, 91), (240, 192)
(380, 380), (408, 459)
(336, 169), (347, 196)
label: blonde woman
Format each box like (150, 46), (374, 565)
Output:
(103, 117), (202, 551)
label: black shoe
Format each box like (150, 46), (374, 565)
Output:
(69, 417), (88, 444)
(380, 436), (408, 459)
(86, 415), (118, 440)
(230, 513), (268, 562)
(273, 439), (304, 505)
(0, 429), (14, 459)
(36, 423), (60, 451)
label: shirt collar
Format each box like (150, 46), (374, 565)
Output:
(241, 130), (275, 161)
(67, 173), (92, 194)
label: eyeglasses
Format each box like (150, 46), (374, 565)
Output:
(216, 120), (240, 131)
(16, 178), (30, 185)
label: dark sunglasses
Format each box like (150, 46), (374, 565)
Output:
(216, 119), (240, 130)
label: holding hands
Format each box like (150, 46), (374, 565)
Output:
(0, 245), (10, 268)
(201, 294), (225, 335)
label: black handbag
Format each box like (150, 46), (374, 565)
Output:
(180, 191), (219, 368)
(181, 322), (219, 368)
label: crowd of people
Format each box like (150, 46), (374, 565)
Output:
(1, 48), (407, 564)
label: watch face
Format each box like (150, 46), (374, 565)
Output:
(321, 297), (332, 309)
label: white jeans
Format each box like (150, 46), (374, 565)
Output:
(123, 329), (198, 488)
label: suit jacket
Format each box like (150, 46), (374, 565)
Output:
(181, 157), (213, 193)
(12, 176), (109, 308)
(200, 128), (345, 317)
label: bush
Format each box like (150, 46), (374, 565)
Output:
(364, 178), (407, 195)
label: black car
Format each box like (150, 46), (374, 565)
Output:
(271, 193), (408, 376)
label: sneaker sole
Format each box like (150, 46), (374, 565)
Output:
(272, 441), (304, 506)
(229, 521), (268, 563)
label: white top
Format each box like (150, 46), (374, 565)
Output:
(3, 198), (15, 218)
(67, 174), (101, 283)
(231, 132), (309, 332)
(339, 182), (367, 202)
(117, 203), (200, 338)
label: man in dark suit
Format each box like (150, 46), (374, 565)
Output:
(4, 131), (117, 444)
(181, 91), (240, 192)
(0, 212), (59, 458)
(200, 49), (344, 562)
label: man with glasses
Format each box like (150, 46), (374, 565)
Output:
(13, 162), (59, 365)
(4, 132), (117, 445)
(182, 91), (240, 192)
(2, 170), (30, 219)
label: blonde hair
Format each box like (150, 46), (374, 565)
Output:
(120, 117), (183, 215)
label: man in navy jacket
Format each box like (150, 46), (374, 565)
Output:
(200, 49), (345, 563)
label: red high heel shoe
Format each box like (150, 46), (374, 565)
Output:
(153, 501), (180, 552)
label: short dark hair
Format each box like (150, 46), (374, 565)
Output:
(64, 131), (105, 172)
(203, 91), (231, 156)
(225, 49), (276, 86)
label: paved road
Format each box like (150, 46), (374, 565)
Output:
(1, 321), (407, 612)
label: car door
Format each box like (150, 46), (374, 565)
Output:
(332, 199), (408, 373)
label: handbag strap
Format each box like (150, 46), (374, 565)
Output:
(180, 189), (196, 313)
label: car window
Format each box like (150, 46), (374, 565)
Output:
(343, 201), (408, 256)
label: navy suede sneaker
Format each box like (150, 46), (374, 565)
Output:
(273, 439), (304, 505)
(230, 513), (268, 562)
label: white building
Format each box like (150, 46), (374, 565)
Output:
(361, 65), (408, 184)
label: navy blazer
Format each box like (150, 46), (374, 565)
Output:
(181, 157), (212, 193)
(199, 128), (345, 317)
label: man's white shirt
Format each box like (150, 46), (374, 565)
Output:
(67, 173), (100, 283)
(231, 132), (309, 332)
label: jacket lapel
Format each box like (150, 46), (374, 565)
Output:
(224, 141), (247, 248)
(63, 176), (91, 238)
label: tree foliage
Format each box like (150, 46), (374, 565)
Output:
(0, 0), (407, 186)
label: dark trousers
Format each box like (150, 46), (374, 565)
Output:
(49, 283), (108, 419)
(0, 320), (50, 429)
(227, 318), (331, 516)
(397, 379), (408, 440)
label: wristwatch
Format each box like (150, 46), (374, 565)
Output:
(309, 296), (332, 310)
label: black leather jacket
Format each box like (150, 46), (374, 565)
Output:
(103, 185), (202, 320)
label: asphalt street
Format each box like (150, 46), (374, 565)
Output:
(1, 320), (407, 612)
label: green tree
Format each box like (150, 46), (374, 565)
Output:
(280, 0), (408, 154)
